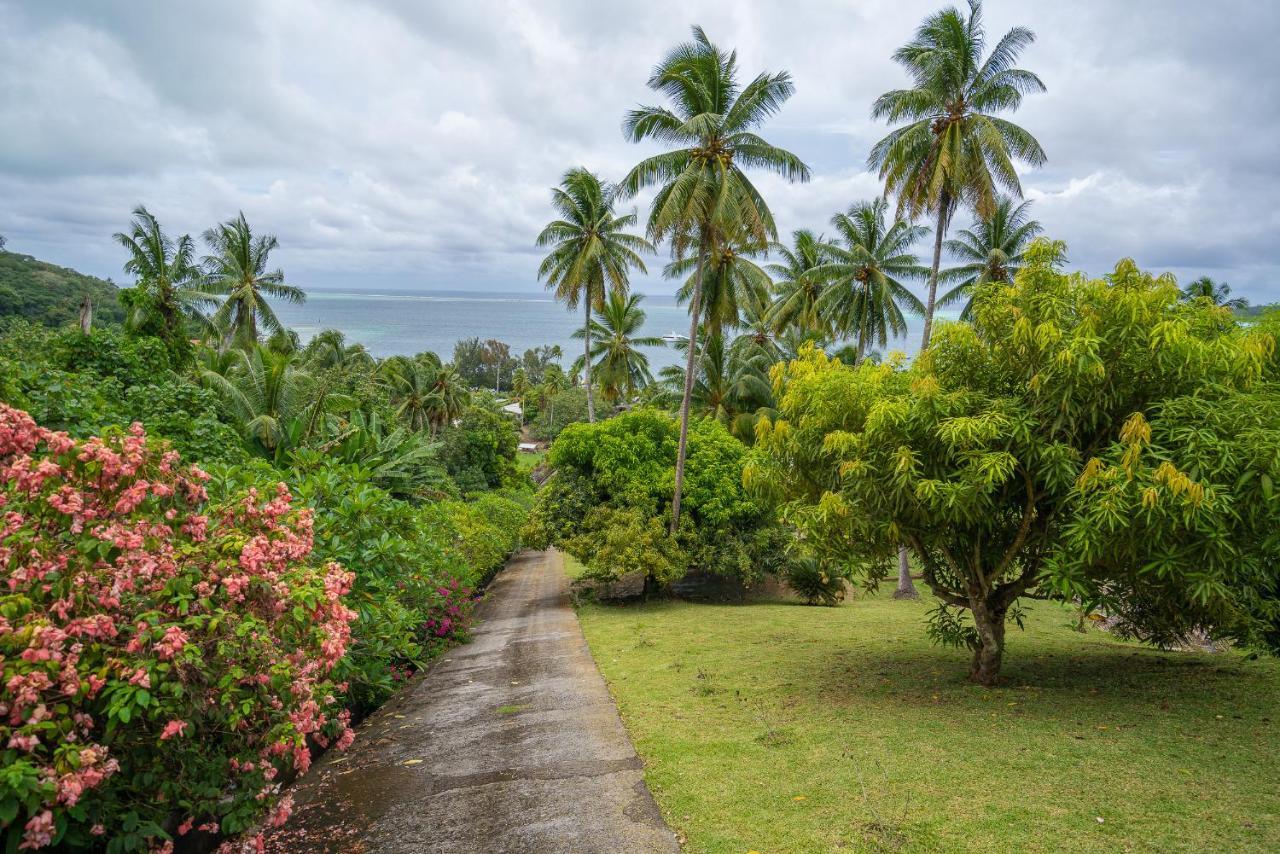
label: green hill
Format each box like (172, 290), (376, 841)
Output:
(0, 249), (126, 327)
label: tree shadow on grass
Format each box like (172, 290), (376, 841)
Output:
(789, 642), (1267, 717)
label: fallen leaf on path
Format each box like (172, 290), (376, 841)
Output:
(402, 759), (423, 766)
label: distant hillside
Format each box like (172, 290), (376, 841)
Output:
(0, 250), (126, 327)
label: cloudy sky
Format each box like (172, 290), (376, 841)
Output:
(1, 0), (1276, 300)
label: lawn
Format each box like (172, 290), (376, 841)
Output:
(516, 449), (546, 474)
(574, 584), (1280, 853)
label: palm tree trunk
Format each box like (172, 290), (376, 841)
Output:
(670, 238), (708, 534)
(584, 296), (596, 423)
(921, 200), (948, 350)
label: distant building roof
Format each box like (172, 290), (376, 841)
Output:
(501, 401), (523, 416)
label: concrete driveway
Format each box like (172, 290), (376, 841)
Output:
(264, 549), (680, 853)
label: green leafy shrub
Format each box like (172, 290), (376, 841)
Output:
(435, 494), (527, 587)
(439, 404), (519, 494)
(783, 556), (851, 606)
(563, 506), (687, 586)
(527, 409), (784, 589)
(529, 387), (589, 440)
(207, 459), (478, 711)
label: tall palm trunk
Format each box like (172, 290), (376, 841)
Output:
(670, 237), (708, 534)
(583, 295), (596, 422)
(898, 199), (951, 600)
(920, 198), (948, 350)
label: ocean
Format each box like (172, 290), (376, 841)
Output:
(270, 288), (942, 371)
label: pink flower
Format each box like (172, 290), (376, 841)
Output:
(19, 810), (54, 850)
(8, 734), (39, 752)
(269, 794), (294, 827)
(160, 719), (188, 741)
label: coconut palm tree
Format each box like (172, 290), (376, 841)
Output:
(869, 0), (1046, 350)
(536, 168), (653, 423)
(304, 328), (374, 371)
(665, 223), (773, 337)
(114, 205), (213, 362)
(1180, 276), (1248, 310)
(621, 25), (810, 530)
(378, 356), (470, 435)
(767, 230), (836, 337)
(427, 363), (470, 431)
(938, 196), (1043, 320)
(660, 329), (774, 445)
(813, 198), (928, 361)
(199, 345), (338, 457)
(571, 291), (664, 405)
(537, 365), (570, 427)
(202, 212), (304, 349)
(378, 356), (437, 433)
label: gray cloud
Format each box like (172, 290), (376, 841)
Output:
(0, 0), (1276, 300)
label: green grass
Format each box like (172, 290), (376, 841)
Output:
(516, 450), (545, 473)
(562, 552), (589, 580)
(574, 591), (1280, 853)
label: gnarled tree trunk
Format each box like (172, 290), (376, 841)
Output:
(968, 598), (1008, 687)
(892, 546), (918, 599)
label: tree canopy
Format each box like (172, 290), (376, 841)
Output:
(750, 240), (1280, 684)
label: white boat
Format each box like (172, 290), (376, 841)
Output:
(661, 331), (686, 344)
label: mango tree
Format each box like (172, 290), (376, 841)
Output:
(749, 240), (1279, 684)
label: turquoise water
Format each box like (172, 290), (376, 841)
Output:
(271, 289), (942, 370)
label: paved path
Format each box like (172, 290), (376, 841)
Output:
(265, 549), (679, 853)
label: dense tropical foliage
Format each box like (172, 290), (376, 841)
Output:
(3, 2), (1277, 849)
(750, 241), (1280, 684)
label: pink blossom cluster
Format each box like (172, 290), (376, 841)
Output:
(0, 405), (358, 850)
(421, 576), (477, 641)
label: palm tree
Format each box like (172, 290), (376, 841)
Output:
(114, 205), (212, 361)
(202, 212), (304, 349)
(199, 345), (340, 457)
(813, 198), (928, 361)
(305, 328), (374, 371)
(536, 168), (653, 423)
(378, 356), (437, 433)
(938, 196), (1043, 320)
(621, 25), (810, 531)
(378, 357), (470, 435)
(767, 230), (836, 337)
(572, 291), (664, 405)
(869, 0), (1046, 349)
(666, 224), (773, 337)
(1180, 276), (1248, 310)
(660, 329), (774, 445)
(428, 363), (470, 431)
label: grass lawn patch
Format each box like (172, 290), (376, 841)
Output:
(561, 551), (589, 580)
(516, 449), (546, 473)
(576, 593), (1280, 852)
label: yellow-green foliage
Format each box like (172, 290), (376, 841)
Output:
(751, 240), (1280, 679)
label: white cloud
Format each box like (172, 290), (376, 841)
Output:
(0, 0), (1276, 300)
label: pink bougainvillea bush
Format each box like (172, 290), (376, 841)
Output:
(0, 404), (357, 851)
